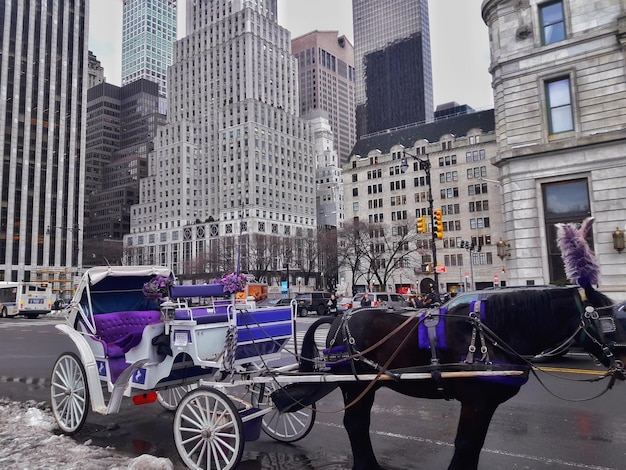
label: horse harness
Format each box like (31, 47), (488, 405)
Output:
(325, 296), (626, 398)
(325, 305), (517, 396)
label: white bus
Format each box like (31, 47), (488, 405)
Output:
(0, 281), (54, 319)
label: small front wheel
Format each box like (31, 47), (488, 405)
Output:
(50, 352), (90, 434)
(1, 307), (7, 318)
(251, 381), (316, 442)
(157, 384), (195, 411)
(174, 387), (244, 470)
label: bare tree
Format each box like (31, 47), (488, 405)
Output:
(318, 228), (338, 291)
(361, 222), (425, 289)
(247, 233), (280, 283)
(292, 230), (319, 287)
(337, 220), (369, 295)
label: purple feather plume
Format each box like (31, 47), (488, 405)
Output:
(555, 217), (600, 287)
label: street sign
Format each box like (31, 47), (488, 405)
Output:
(435, 265), (447, 274)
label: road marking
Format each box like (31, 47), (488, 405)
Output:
(318, 421), (618, 469)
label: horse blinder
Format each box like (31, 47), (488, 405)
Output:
(583, 306), (626, 381)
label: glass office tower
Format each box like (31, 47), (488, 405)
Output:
(0, 0), (88, 281)
(353, 0), (434, 137)
(121, 0), (177, 97)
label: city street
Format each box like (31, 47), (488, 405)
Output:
(1, 314), (625, 469)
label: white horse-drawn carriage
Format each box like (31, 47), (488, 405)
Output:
(50, 266), (317, 469)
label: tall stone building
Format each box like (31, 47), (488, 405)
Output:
(124, 0), (316, 281)
(292, 31), (356, 165)
(0, 0), (88, 281)
(121, 0), (177, 97)
(353, 0), (434, 138)
(342, 110), (502, 296)
(482, 0), (626, 296)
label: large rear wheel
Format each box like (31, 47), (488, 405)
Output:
(50, 352), (90, 434)
(173, 387), (244, 470)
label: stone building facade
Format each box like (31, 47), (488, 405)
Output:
(482, 0), (626, 296)
(341, 110), (503, 296)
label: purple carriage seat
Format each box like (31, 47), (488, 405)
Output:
(92, 310), (161, 382)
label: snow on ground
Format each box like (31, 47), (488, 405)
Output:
(0, 398), (173, 469)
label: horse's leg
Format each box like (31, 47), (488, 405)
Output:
(448, 399), (500, 470)
(341, 384), (382, 470)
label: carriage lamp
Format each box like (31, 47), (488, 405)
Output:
(496, 238), (510, 261)
(613, 228), (625, 254)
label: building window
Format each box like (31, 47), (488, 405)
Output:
(542, 179), (591, 285)
(540, 1), (565, 45)
(546, 77), (573, 134)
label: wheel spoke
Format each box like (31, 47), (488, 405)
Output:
(50, 353), (89, 434)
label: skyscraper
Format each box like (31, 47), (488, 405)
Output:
(85, 79), (166, 267)
(121, 0), (177, 97)
(0, 0), (88, 281)
(353, 0), (434, 137)
(125, 0), (317, 280)
(292, 31), (356, 165)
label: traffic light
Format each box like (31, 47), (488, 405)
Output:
(433, 209), (443, 239)
(416, 216), (427, 233)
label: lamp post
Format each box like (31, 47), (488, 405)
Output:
(400, 149), (439, 291)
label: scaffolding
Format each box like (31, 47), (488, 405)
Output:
(34, 268), (78, 299)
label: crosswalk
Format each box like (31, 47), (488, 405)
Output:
(0, 315), (67, 329)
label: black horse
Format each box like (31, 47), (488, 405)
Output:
(290, 284), (626, 470)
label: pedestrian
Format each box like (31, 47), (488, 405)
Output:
(360, 293), (372, 308)
(328, 293), (338, 316)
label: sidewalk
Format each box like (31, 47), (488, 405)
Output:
(0, 397), (173, 469)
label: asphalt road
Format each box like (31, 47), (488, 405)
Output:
(1, 314), (626, 469)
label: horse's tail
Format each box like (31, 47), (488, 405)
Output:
(270, 317), (338, 414)
(299, 316), (335, 372)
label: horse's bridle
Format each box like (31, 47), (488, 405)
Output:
(578, 304), (626, 381)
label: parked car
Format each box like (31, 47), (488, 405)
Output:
(337, 296), (354, 314)
(51, 299), (70, 311)
(352, 292), (409, 311)
(294, 291), (333, 316)
(440, 285), (557, 312)
(260, 297), (293, 308)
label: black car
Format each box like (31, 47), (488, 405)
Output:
(294, 291), (332, 317)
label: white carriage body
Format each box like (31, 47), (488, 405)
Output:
(57, 266), (295, 411)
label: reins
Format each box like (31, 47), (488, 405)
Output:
(450, 304), (626, 402)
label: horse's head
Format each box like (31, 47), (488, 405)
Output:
(578, 289), (626, 381)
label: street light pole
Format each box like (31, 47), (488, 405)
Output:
(400, 149), (439, 291)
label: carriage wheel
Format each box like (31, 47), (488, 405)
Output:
(157, 384), (195, 411)
(173, 387), (244, 470)
(50, 352), (90, 434)
(251, 382), (316, 442)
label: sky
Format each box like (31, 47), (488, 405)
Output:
(88, 0), (493, 110)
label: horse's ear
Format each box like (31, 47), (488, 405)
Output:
(580, 216), (594, 236)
